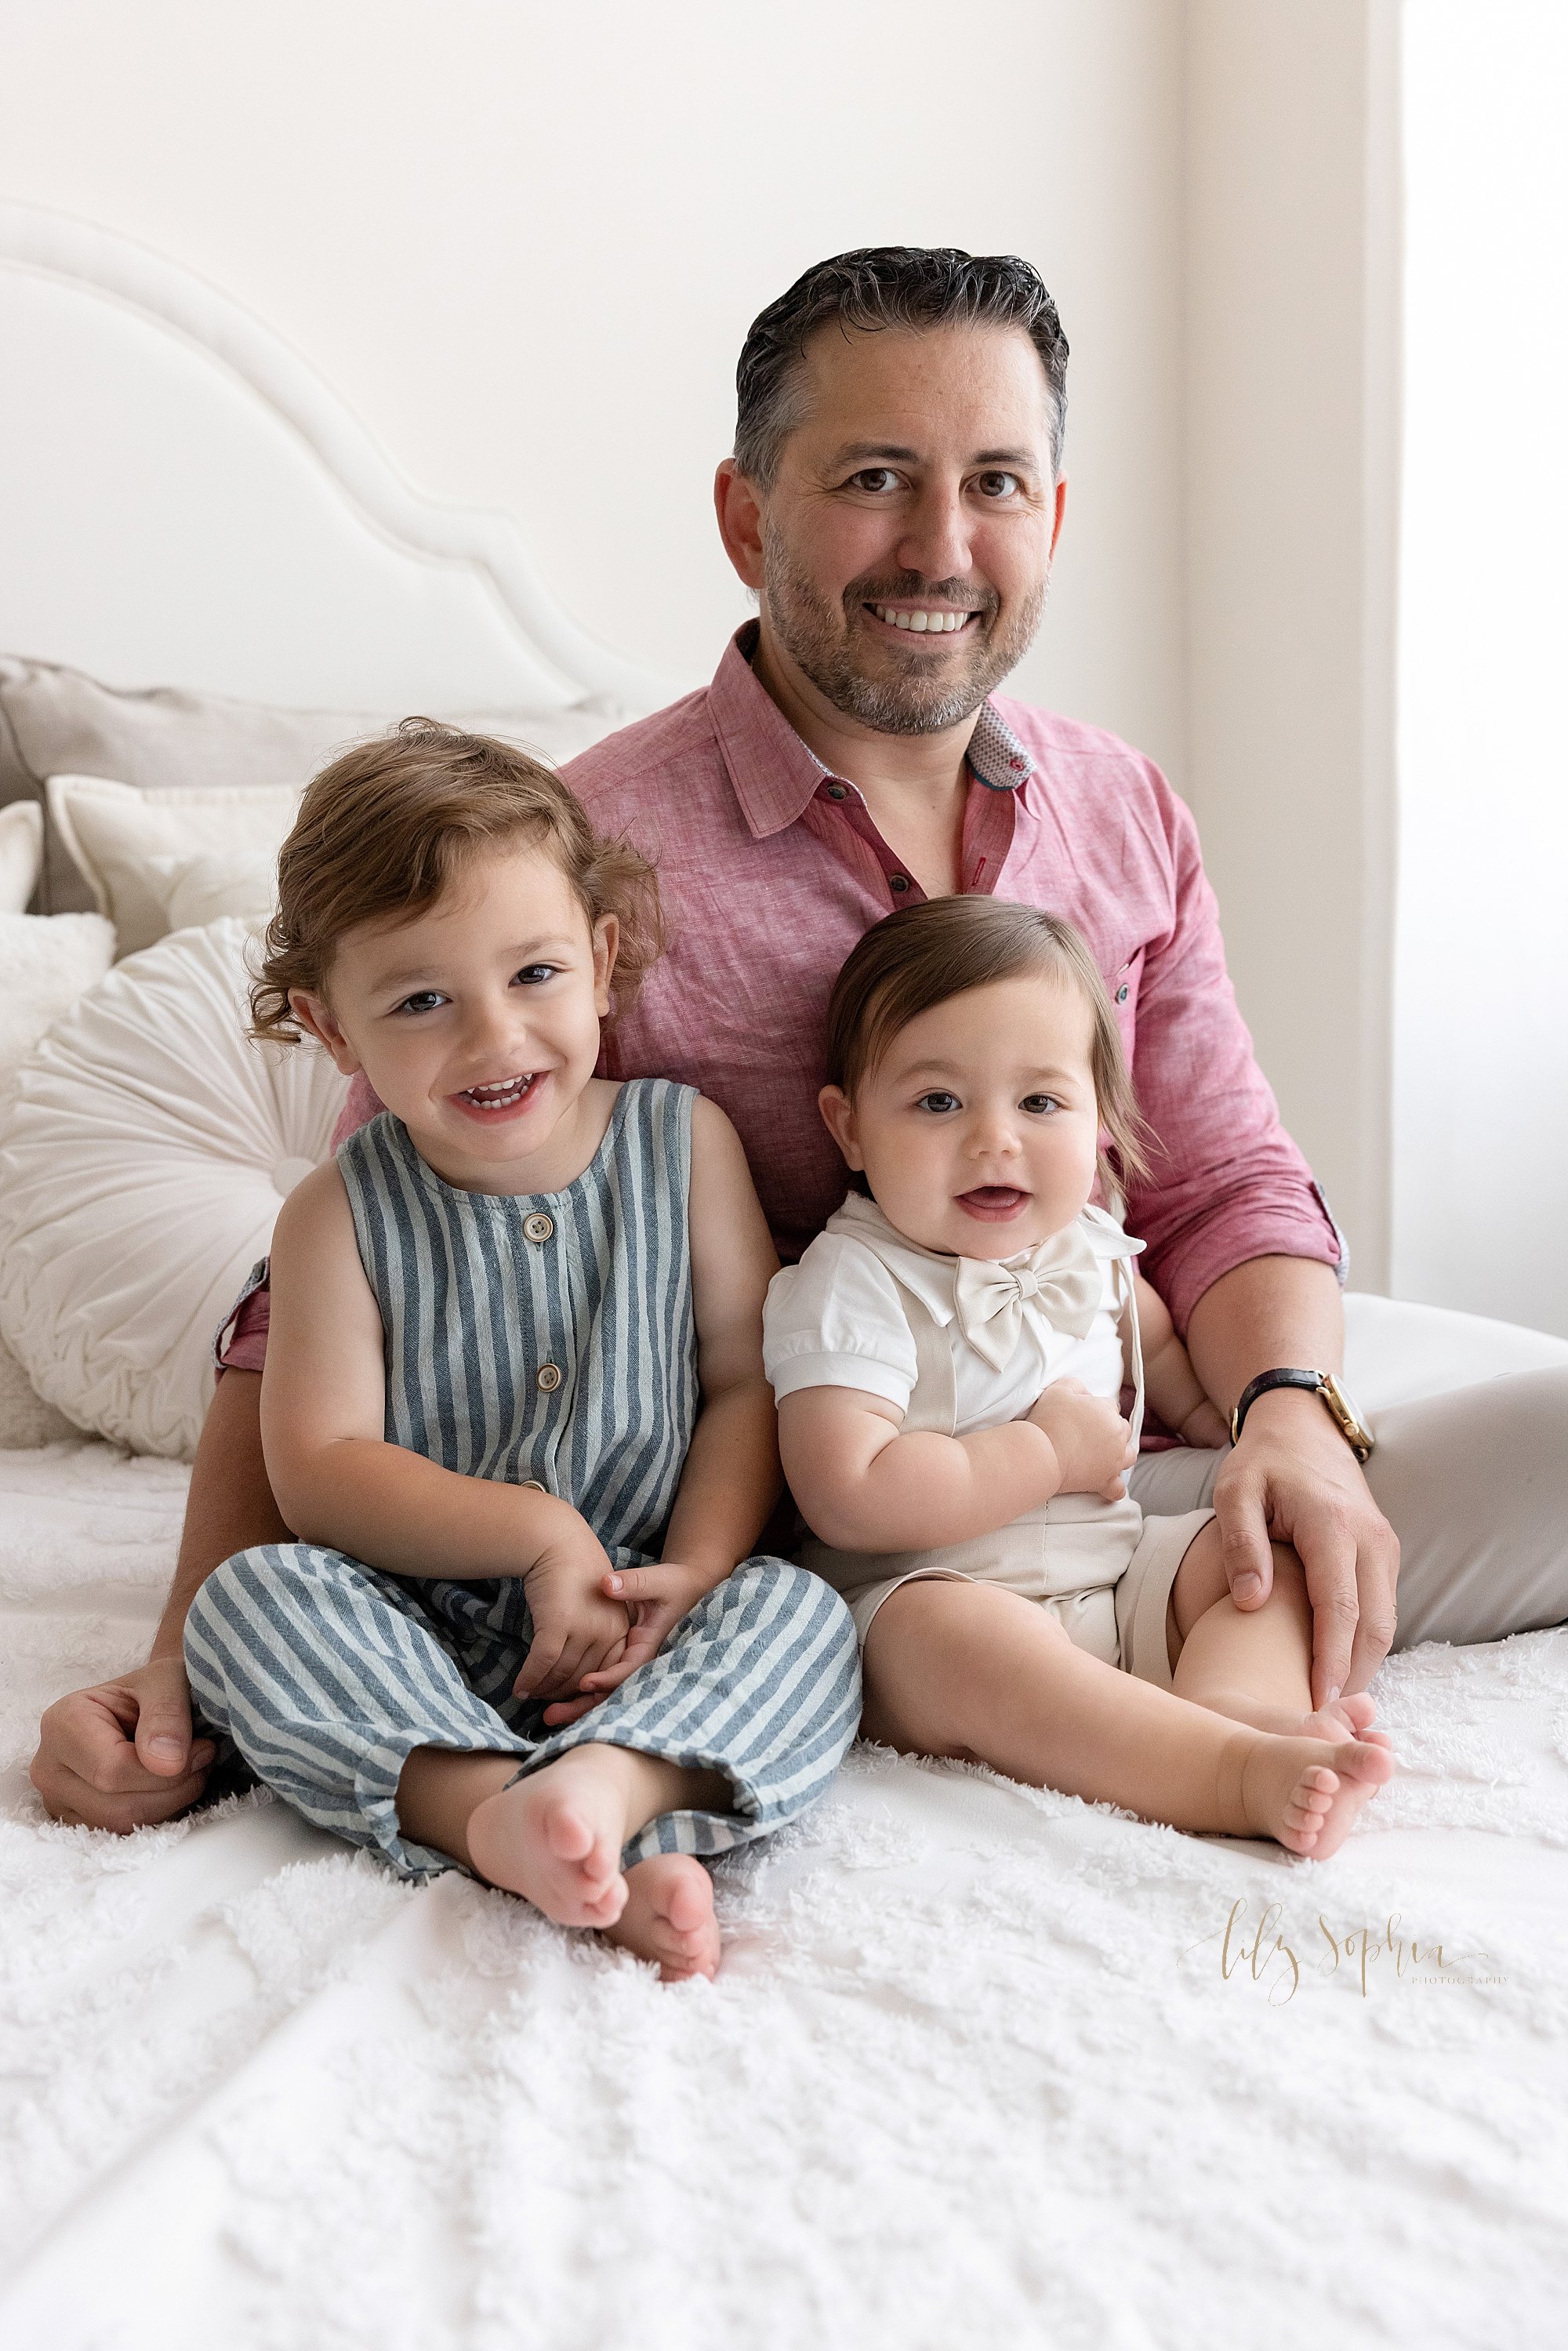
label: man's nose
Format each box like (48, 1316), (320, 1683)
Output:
(895, 480), (975, 583)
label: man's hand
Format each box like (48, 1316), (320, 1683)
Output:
(514, 1511), (633, 1707)
(1027, 1378), (1138, 1501)
(1211, 1389), (1399, 1706)
(31, 1655), (216, 1831)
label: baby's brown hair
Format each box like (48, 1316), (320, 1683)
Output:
(249, 720), (665, 1041)
(825, 896), (1150, 1191)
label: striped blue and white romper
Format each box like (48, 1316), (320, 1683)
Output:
(185, 1080), (860, 1878)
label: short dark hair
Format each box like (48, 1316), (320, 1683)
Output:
(734, 246), (1069, 489)
(825, 896), (1149, 1192)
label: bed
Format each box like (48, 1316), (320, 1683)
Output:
(2, 201), (1566, 2350)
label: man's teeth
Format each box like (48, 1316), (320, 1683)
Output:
(462, 1076), (534, 1107)
(872, 605), (973, 633)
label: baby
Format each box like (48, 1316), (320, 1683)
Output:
(764, 895), (1394, 1856)
(184, 723), (859, 1978)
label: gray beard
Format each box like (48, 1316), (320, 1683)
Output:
(760, 534), (1046, 736)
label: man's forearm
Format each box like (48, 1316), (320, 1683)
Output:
(1183, 1254), (1345, 1417)
(148, 1370), (292, 1660)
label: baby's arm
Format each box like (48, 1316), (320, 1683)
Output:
(555, 1098), (782, 1712)
(262, 1163), (630, 1701)
(780, 1376), (1132, 1555)
(1133, 1267), (1230, 1449)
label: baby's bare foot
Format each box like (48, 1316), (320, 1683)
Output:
(606, 1853), (720, 1982)
(1239, 1732), (1396, 1859)
(466, 1749), (629, 1929)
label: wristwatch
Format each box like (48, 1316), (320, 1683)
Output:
(1229, 1368), (1375, 1463)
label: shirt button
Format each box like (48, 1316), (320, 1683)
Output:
(536, 1363), (563, 1393)
(826, 782), (848, 801)
(1116, 985), (1129, 1004)
(890, 874), (910, 893)
(520, 1478), (546, 1491)
(523, 1211), (554, 1243)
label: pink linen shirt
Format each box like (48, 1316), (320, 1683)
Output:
(219, 623), (1340, 1373)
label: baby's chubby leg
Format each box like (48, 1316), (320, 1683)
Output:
(397, 1745), (729, 1978)
(1167, 1523), (1392, 1748)
(863, 1578), (1393, 1858)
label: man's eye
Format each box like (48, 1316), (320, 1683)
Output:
(1021, 1094), (1061, 1115)
(975, 470), (1021, 498)
(512, 963), (557, 986)
(393, 990), (445, 1016)
(848, 468), (901, 495)
(916, 1091), (960, 1115)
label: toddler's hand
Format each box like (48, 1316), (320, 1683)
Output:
(514, 1511), (631, 1706)
(1027, 1377), (1138, 1501)
(539, 1559), (726, 1727)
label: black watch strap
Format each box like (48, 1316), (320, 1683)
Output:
(1229, 1367), (1375, 1462)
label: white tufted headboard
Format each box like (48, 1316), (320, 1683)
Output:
(0, 201), (688, 715)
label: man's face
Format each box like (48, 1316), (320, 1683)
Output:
(737, 321), (1063, 735)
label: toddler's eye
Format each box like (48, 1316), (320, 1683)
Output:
(512, 963), (558, 986)
(916, 1090), (960, 1115)
(393, 990), (446, 1017)
(1021, 1094), (1061, 1115)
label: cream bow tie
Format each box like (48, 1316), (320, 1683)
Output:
(950, 1225), (1105, 1370)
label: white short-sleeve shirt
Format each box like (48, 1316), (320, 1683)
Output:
(764, 1194), (1142, 1436)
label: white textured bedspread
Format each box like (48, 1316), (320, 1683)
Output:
(3, 1438), (1567, 2350)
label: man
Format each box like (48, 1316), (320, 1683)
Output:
(34, 246), (1568, 1830)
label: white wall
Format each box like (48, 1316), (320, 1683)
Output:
(2, 0), (1429, 1310)
(0, 0), (1186, 779)
(1393, 2), (1568, 1334)
(1182, 0), (1401, 1293)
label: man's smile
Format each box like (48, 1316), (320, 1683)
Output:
(865, 602), (981, 637)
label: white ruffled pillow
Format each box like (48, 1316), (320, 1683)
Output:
(0, 918), (347, 1460)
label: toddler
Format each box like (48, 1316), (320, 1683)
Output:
(764, 897), (1394, 1857)
(185, 723), (859, 1979)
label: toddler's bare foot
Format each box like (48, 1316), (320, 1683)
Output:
(606, 1853), (720, 1982)
(466, 1747), (630, 1929)
(1234, 1730), (1396, 1859)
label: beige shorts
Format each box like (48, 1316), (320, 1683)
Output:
(807, 1502), (1216, 1692)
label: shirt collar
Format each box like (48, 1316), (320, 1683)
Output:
(706, 622), (1036, 841)
(824, 1193), (1142, 1329)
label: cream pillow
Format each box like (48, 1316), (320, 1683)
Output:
(46, 775), (299, 955)
(144, 847), (279, 933)
(0, 918), (347, 1460)
(0, 910), (118, 1445)
(0, 801), (43, 913)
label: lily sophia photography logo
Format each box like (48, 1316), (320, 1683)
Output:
(1186, 1898), (1508, 2006)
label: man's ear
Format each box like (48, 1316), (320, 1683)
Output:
(289, 989), (363, 1077)
(714, 459), (766, 593)
(817, 1084), (865, 1170)
(1048, 472), (1067, 564)
(591, 913), (621, 1018)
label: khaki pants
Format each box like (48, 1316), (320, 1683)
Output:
(1128, 1297), (1568, 1651)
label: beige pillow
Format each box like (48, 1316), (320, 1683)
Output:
(0, 800), (42, 913)
(47, 775), (299, 955)
(1, 654), (634, 912)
